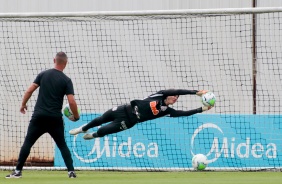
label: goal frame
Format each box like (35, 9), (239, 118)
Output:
(0, 7), (282, 17)
(0, 7), (282, 171)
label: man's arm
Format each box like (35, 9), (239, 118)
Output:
(20, 83), (39, 114)
(157, 89), (208, 96)
(66, 94), (80, 121)
(168, 106), (212, 117)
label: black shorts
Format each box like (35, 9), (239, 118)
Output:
(105, 104), (139, 129)
(94, 104), (139, 137)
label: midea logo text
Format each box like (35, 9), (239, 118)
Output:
(72, 123), (277, 163)
(191, 123), (277, 164)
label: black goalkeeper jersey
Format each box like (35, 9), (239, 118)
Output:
(130, 89), (202, 122)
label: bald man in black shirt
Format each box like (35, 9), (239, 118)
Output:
(6, 52), (80, 179)
(69, 89), (212, 140)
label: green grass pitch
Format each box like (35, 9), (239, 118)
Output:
(0, 171), (282, 184)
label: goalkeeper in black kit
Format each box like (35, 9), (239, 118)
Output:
(69, 89), (213, 139)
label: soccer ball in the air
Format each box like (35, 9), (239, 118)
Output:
(192, 154), (208, 170)
(63, 103), (81, 120)
(202, 92), (216, 107)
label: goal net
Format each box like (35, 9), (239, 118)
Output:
(0, 7), (282, 171)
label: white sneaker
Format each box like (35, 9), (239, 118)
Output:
(69, 124), (87, 135)
(83, 133), (94, 140)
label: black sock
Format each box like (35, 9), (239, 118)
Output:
(93, 132), (99, 138)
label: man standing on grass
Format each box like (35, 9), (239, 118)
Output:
(5, 52), (80, 179)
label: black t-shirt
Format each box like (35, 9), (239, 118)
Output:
(32, 68), (74, 117)
(130, 89), (201, 122)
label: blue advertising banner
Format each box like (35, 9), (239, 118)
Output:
(55, 114), (282, 169)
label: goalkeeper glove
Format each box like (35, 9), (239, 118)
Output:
(202, 106), (213, 111)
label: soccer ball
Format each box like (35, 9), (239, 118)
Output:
(192, 154), (208, 170)
(202, 92), (216, 107)
(63, 103), (81, 120)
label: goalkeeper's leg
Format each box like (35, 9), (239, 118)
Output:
(69, 108), (116, 135)
(83, 119), (136, 140)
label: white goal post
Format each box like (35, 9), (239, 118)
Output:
(0, 7), (282, 17)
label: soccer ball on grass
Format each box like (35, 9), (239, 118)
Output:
(192, 154), (208, 171)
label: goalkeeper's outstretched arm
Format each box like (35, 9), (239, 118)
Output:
(155, 89), (208, 97)
(168, 106), (213, 117)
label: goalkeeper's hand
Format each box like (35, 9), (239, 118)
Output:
(196, 90), (209, 96)
(202, 105), (213, 112)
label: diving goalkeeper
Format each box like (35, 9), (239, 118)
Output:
(69, 89), (213, 139)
